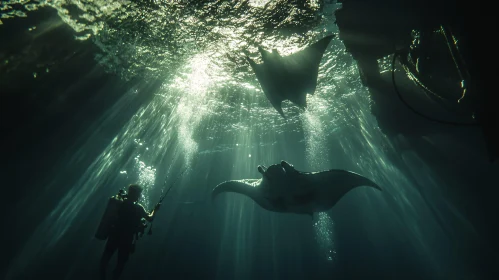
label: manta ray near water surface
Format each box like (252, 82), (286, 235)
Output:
(246, 35), (336, 118)
(212, 160), (381, 217)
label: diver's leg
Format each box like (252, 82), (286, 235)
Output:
(100, 237), (118, 279)
(112, 240), (132, 280)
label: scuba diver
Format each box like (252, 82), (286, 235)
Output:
(97, 184), (160, 280)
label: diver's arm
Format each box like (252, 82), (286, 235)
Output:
(143, 203), (160, 222)
(144, 210), (155, 222)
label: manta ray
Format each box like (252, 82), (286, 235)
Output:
(246, 35), (335, 118)
(212, 160), (381, 217)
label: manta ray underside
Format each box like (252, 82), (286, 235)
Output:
(212, 160), (381, 217)
(246, 35), (335, 118)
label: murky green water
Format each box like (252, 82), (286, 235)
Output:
(1, 1), (485, 280)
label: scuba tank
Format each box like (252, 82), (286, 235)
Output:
(95, 189), (126, 240)
(95, 166), (189, 241)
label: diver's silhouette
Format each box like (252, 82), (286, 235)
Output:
(99, 184), (159, 280)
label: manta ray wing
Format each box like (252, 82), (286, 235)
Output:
(246, 56), (287, 118)
(246, 35), (335, 118)
(279, 35), (336, 107)
(212, 179), (277, 211)
(298, 169), (382, 211)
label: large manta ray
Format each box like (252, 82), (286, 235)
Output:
(212, 160), (381, 217)
(246, 35), (335, 118)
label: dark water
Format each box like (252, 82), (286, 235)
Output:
(1, 1), (498, 280)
